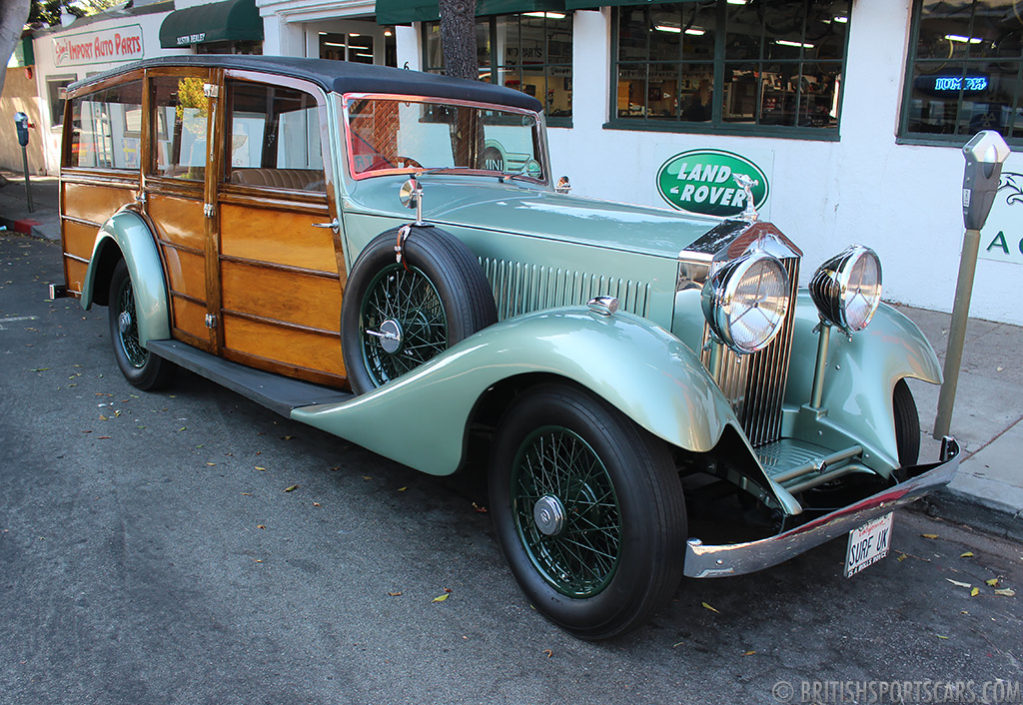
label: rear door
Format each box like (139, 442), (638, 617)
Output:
(213, 71), (347, 388)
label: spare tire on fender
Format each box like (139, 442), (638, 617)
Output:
(340, 225), (498, 394)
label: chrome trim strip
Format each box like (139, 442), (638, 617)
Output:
(683, 438), (961, 578)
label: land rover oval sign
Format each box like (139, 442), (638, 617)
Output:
(656, 150), (769, 218)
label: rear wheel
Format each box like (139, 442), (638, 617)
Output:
(488, 383), (686, 640)
(108, 259), (172, 390)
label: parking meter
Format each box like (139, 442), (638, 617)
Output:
(14, 112), (30, 147)
(961, 130), (1009, 230)
(935, 129), (1011, 439)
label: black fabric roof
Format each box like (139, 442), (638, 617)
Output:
(68, 55), (543, 112)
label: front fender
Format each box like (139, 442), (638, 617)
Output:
(292, 308), (740, 476)
(786, 294), (942, 472)
(82, 210), (170, 347)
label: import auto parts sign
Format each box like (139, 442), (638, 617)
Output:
(53, 24), (144, 67)
(979, 167), (1023, 266)
(656, 149), (770, 218)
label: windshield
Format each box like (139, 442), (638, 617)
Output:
(345, 97), (545, 182)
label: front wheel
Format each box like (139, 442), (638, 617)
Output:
(488, 384), (687, 640)
(107, 259), (173, 390)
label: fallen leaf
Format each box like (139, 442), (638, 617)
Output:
(960, 552), (974, 558)
(994, 588), (1015, 597)
(397, 486), (407, 492)
(388, 591), (403, 597)
(444, 587), (453, 593)
(432, 593), (449, 603)
(253, 559), (262, 563)
(897, 553), (907, 562)
(985, 578), (999, 587)
(946, 579), (972, 588)
(312, 502), (321, 507)
(206, 462), (216, 467)
(970, 587), (980, 597)
(113, 410), (121, 418)
(936, 635), (950, 640)
(362, 475), (371, 480)
(328, 465), (340, 472)
(178, 427), (186, 432)
(743, 650), (756, 656)
(671, 641), (684, 649)
(99, 414), (108, 421)
(241, 492), (252, 496)
(701, 601), (720, 614)
(255, 466), (266, 471)
(256, 524), (266, 529)
(542, 649), (553, 658)
(284, 485), (299, 493)
(97, 436), (111, 439)
(921, 533), (938, 540)
(282, 435), (293, 441)
(472, 502), (488, 513)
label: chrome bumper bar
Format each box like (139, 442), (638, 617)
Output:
(683, 436), (961, 578)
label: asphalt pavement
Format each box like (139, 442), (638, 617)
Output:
(1, 232), (1022, 705)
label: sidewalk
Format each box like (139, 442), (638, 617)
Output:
(1, 169), (1020, 540)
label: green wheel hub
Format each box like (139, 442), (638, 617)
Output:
(115, 276), (148, 369)
(511, 426), (622, 598)
(359, 264), (448, 387)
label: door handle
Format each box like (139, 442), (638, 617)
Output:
(312, 218), (339, 232)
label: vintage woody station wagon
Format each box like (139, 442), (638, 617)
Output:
(57, 55), (960, 639)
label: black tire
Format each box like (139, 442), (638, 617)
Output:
(340, 226), (497, 394)
(107, 259), (173, 390)
(893, 379), (920, 467)
(488, 383), (687, 640)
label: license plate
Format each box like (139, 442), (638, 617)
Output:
(844, 512), (893, 578)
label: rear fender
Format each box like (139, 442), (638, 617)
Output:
(292, 308), (740, 476)
(82, 210), (170, 347)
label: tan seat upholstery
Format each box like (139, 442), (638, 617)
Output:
(230, 168), (324, 191)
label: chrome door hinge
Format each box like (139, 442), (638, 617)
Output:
(204, 313), (218, 329)
(203, 202), (215, 218)
(203, 83), (219, 98)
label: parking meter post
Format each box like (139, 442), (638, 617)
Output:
(933, 130), (1009, 440)
(21, 145), (33, 213)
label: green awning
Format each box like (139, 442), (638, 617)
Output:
(565, 0), (700, 9)
(376, 0), (566, 25)
(159, 0), (264, 48)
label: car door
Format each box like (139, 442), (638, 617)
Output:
(212, 71), (347, 388)
(144, 66), (219, 352)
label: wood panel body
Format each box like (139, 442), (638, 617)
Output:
(59, 178), (136, 295)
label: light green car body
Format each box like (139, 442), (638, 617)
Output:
(80, 91), (942, 520)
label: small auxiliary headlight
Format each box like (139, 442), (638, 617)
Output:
(809, 245), (882, 333)
(701, 252), (790, 354)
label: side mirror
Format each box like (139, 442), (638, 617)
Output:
(555, 176), (571, 194)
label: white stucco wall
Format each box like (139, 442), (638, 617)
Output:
(542, 0), (1022, 325)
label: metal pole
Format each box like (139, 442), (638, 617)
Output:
(933, 228), (981, 439)
(20, 146), (33, 213)
(809, 323), (831, 409)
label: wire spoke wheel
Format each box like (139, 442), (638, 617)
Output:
(512, 426), (622, 598)
(359, 264), (448, 387)
(114, 272), (149, 369)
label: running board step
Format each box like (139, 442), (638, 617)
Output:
(146, 340), (353, 417)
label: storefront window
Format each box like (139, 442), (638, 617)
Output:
(901, 0), (1023, 145)
(66, 80), (143, 169)
(613, 0), (850, 137)
(423, 13), (573, 126)
(48, 76), (76, 128)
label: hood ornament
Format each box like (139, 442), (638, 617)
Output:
(733, 173), (759, 223)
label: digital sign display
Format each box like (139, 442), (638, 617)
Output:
(915, 74), (990, 96)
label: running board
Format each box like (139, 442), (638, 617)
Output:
(146, 340), (353, 417)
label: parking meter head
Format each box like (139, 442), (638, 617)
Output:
(14, 112), (29, 147)
(961, 130), (1010, 230)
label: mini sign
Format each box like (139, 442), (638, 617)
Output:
(979, 169), (1023, 266)
(656, 149), (770, 218)
(53, 24), (144, 67)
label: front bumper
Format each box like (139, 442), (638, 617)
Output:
(683, 436), (961, 578)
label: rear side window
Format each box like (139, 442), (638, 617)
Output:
(224, 80), (326, 192)
(150, 76), (209, 182)
(67, 80), (143, 169)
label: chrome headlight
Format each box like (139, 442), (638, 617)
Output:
(809, 245), (882, 333)
(701, 253), (790, 354)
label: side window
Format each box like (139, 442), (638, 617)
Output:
(225, 80), (326, 192)
(66, 80), (143, 169)
(149, 76), (209, 181)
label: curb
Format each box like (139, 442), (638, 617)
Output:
(913, 489), (1023, 543)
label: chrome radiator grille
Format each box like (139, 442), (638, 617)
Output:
(701, 257), (800, 447)
(480, 257), (651, 321)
